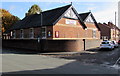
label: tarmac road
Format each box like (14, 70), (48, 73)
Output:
(52, 46), (120, 66)
(1, 49), (119, 74)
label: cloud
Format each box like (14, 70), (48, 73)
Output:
(59, 1), (71, 3)
(87, 7), (96, 11)
(93, 2), (118, 26)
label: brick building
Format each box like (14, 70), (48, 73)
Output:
(108, 22), (120, 41)
(79, 12), (100, 39)
(98, 23), (111, 40)
(3, 4), (101, 52)
(98, 22), (120, 41)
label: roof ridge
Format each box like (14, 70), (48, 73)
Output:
(42, 4), (71, 13)
(79, 12), (91, 15)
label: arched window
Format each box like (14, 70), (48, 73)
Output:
(41, 27), (46, 39)
(29, 28), (34, 38)
(20, 29), (24, 38)
(12, 30), (16, 38)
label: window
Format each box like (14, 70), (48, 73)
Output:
(102, 42), (109, 44)
(20, 29), (24, 38)
(41, 27), (46, 39)
(29, 28), (34, 38)
(92, 30), (96, 38)
(55, 31), (59, 38)
(12, 30), (16, 38)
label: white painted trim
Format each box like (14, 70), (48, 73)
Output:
(29, 28), (34, 39)
(41, 26), (46, 39)
(20, 29), (24, 38)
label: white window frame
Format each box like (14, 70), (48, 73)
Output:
(41, 26), (46, 39)
(20, 29), (24, 38)
(10, 31), (13, 37)
(29, 28), (34, 38)
(13, 30), (16, 39)
(92, 29), (96, 38)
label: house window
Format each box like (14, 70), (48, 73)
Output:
(20, 29), (24, 38)
(41, 27), (46, 39)
(29, 28), (34, 38)
(92, 30), (96, 38)
(12, 30), (16, 38)
(55, 31), (59, 38)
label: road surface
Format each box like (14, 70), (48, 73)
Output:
(1, 48), (119, 74)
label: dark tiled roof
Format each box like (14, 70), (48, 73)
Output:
(98, 23), (111, 30)
(79, 12), (101, 31)
(10, 4), (72, 30)
(79, 12), (90, 21)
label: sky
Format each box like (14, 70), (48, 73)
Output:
(0, 0), (119, 26)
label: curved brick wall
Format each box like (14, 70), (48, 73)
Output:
(2, 39), (101, 52)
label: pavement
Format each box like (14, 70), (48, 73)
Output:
(39, 50), (97, 56)
(1, 49), (119, 74)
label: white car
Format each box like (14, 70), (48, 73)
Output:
(100, 41), (114, 50)
(111, 40), (119, 48)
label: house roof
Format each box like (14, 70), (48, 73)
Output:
(10, 4), (86, 31)
(98, 23), (120, 32)
(98, 23), (111, 30)
(79, 12), (91, 21)
(79, 12), (101, 31)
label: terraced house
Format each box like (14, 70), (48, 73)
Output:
(98, 22), (120, 41)
(3, 4), (101, 52)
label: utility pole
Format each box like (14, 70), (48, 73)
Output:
(115, 12), (117, 41)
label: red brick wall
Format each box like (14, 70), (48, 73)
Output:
(53, 18), (85, 38)
(14, 18), (100, 39)
(24, 29), (29, 38)
(53, 18), (100, 39)
(85, 22), (96, 28)
(16, 30), (20, 38)
(15, 27), (41, 38)
(3, 39), (101, 52)
(34, 28), (41, 38)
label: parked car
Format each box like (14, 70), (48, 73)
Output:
(111, 40), (118, 48)
(118, 40), (120, 44)
(100, 41), (114, 50)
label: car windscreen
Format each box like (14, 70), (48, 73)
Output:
(102, 42), (109, 44)
(112, 41), (115, 44)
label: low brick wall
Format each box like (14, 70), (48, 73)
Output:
(85, 39), (102, 50)
(43, 40), (84, 52)
(2, 39), (39, 51)
(2, 39), (101, 52)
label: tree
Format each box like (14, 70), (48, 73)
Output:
(26, 4), (42, 16)
(0, 9), (20, 33)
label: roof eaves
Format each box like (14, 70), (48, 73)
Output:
(84, 12), (91, 22)
(72, 7), (87, 29)
(90, 13), (101, 31)
(52, 5), (72, 25)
